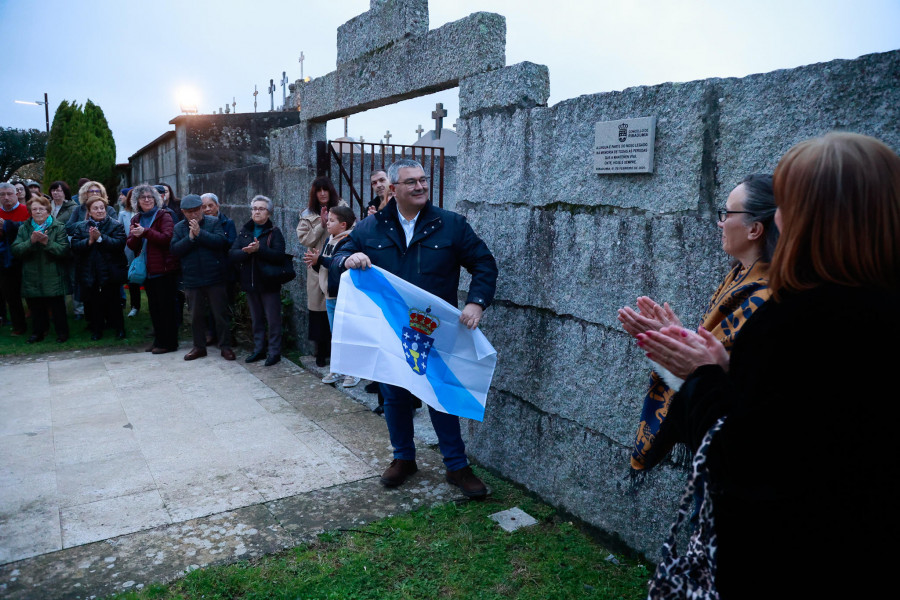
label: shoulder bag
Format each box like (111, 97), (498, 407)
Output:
(258, 226), (296, 285)
(647, 417), (726, 600)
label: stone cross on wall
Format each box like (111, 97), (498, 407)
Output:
(225, 103), (230, 114)
(299, 51), (305, 79)
(232, 97), (236, 113)
(268, 79), (275, 111)
(253, 85), (258, 113)
(432, 102), (448, 140)
(416, 124), (424, 139)
(281, 72), (289, 107)
(384, 130), (392, 144)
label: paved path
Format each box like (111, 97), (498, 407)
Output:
(0, 347), (459, 599)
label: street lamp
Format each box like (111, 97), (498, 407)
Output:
(14, 93), (50, 132)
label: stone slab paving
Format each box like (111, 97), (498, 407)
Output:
(0, 349), (463, 599)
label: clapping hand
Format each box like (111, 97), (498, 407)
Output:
(320, 206), (328, 227)
(303, 247), (319, 266)
(31, 230), (49, 245)
(617, 296), (682, 338)
(188, 218), (201, 239)
(242, 238), (260, 254)
(88, 226), (100, 243)
(637, 326), (729, 379)
(131, 224), (145, 237)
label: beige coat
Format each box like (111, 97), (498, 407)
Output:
(296, 200), (347, 311)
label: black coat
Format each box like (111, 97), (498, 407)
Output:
(668, 284), (897, 599)
(70, 217), (127, 288)
(170, 215), (229, 288)
(333, 199), (497, 308)
(229, 219), (285, 293)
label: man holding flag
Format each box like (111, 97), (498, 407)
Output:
(333, 159), (498, 498)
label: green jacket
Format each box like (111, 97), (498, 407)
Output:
(11, 219), (71, 298)
(54, 199), (78, 225)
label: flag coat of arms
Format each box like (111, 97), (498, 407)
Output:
(331, 266), (496, 421)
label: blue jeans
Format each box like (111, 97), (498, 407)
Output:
(379, 383), (468, 471)
(325, 298), (336, 331)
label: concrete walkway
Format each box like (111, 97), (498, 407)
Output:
(0, 347), (460, 599)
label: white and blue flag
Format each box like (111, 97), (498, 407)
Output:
(330, 266), (496, 421)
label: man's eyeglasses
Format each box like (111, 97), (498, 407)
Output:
(397, 177), (429, 187)
(717, 209), (753, 222)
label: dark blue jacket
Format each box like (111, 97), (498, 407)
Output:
(333, 199), (497, 309)
(170, 215), (229, 288)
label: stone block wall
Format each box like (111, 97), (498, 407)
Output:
(457, 50), (900, 559)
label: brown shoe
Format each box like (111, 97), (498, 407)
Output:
(151, 347), (174, 354)
(145, 344), (155, 352)
(221, 348), (236, 361)
(446, 466), (488, 498)
(183, 347), (207, 361)
(380, 459), (418, 487)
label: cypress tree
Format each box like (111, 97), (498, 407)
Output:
(44, 99), (117, 193)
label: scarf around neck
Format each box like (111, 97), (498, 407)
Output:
(31, 215), (53, 232)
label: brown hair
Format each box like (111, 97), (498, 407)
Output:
(27, 195), (51, 211)
(307, 176), (340, 213)
(82, 195), (109, 214)
(770, 132), (900, 296)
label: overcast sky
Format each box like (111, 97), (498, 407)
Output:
(1, 0), (898, 165)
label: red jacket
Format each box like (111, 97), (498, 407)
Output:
(127, 209), (179, 276)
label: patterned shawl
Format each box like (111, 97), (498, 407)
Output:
(630, 259), (771, 470)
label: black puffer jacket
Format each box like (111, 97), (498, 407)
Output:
(229, 219), (286, 293)
(170, 215), (229, 288)
(70, 217), (127, 288)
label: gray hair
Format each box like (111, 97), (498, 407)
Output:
(250, 195), (273, 214)
(201, 192), (219, 205)
(0, 182), (15, 193)
(131, 184), (163, 213)
(387, 159), (424, 184)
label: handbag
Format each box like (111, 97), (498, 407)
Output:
(647, 417), (726, 600)
(128, 211), (157, 285)
(128, 240), (148, 284)
(258, 227), (296, 285)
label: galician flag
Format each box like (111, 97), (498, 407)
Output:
(331, 266), (496, 421)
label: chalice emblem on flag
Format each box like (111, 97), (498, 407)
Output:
(402, 307), (440, 375)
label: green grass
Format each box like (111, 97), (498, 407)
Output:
(0, 287), (154, 356)
(105, 469), (650, 600)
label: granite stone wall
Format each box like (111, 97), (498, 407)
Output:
(457, 49), (900, 559)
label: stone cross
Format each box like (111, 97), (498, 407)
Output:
(343, 116), (349, 138)
(298, 51), (305, 80)
(416, 124), (424, 139)
(232, 97), (236, 113)
(281, 71), (289, 107)
(384, 130), (392, 144)
(268, 79), (275, 111)
(225, 103), (230, 114)
(253, 85), (258, 113)
(432, 102), (447, 140)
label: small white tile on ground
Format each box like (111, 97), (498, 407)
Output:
(489, 507), (539, 532)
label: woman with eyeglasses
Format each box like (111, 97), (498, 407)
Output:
(230, 195), (287, 366)
(618, 174), (778, 471)
(11, 194), (70, 343)
(126, 184), (179, 353)
(296, 176), (346, 367)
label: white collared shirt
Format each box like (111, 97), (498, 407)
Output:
(397, 206), (419, 247)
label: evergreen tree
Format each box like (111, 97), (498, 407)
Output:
(44, 99), (117, 193)
(0, 127), (48, 181)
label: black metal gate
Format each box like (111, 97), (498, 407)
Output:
(317, 140), (445, 217)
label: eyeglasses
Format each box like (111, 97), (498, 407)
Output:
(87, 189), (102, 195)
(251, 206), (268, 212)
(397, 177), (429, 187)
(717, 209), (754, 222)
